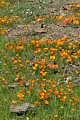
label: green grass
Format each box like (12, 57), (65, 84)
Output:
(0, 0), (80, 120)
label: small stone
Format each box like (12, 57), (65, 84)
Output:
(8, 83), (18, 89)
(34, 28), (47, 33)
(24, 82), (30, 87)
(74, 80), (80, 87)
(64, 76), (72, 83)
(14, 77), (19, 82)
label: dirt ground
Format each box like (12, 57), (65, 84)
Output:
(7, 0), (80, 40)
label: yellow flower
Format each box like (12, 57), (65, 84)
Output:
(73, 20), (79, 25)
(67, 56), (72, 62)
(17, 93), (24, 99)
(40, 71), (47, 77)
(3, 63), (7, 66)
(44, 48), (48, 52)
(10, 9), (13, 12)
(3, 56), (7, 58)
(33, 66), (37, 70)
(58, 16), (63, 20)
(71, 108), (75, 112)
(60, 106), (64, 109)
(68, 99), (72, 103)
(50, 55), (55, 60)
(61, 95), (67, 102)
(73, 55), (78, 60)
(34, 63), (38, 67)
(12, 100), (17, 104)
(54, 114), (58, 118)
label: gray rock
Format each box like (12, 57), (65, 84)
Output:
(10, 103), (34, 115)
(24, 82), (30, 87)
(8, 83), (18, 89)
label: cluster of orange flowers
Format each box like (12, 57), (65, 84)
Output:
(0, 1), (9, 8)
(0, 16), (21, 25)
(34, 2), (80, 26)
(63, 3), (80, 25)
(0, 36), (80, 112)
(52, 2), (80, 26)
(1, 36), (80, 79)
(0, 1), (21, 35)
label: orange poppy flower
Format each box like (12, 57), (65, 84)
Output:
(44, 100), (49, 105)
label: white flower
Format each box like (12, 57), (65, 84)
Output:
(26, 117), (29, 120)
(27, 9), (30, 11)
(26, 12), (28, 14)
(39, 6), (41, 9)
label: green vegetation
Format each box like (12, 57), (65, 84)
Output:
(0, 0), (80, 120)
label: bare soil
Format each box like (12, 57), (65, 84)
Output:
(7, 0), (80, 40)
